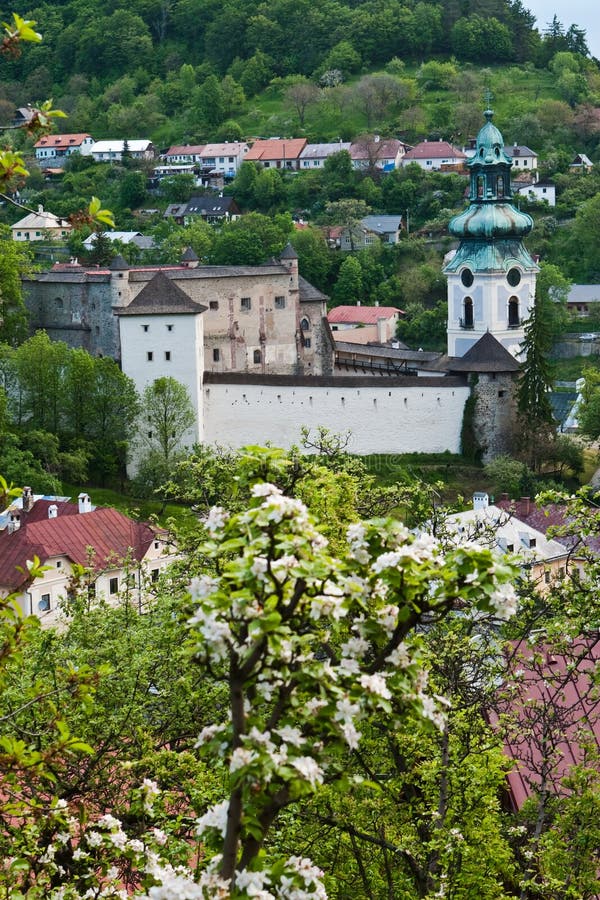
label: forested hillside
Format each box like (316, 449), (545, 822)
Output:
(0, 0), (592, 148)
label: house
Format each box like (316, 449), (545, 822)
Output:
(300, 142), (352, 169)
(163, 144), (205, 164)
(339, 215), (403, 250)
(163, 195), (241, 225)
(82, 231), (156, 252)
(565, 284), (600, 317)
(13, 106), (35, 128)
(515, 180), (555, 206)
(441, 492), (574, 590)
(349, 137), (406, 171)
(401, 140), (467, 171)
(245, 138), (307, 170)
(34, 133), (94, 161)
(11, 205), (71, 242)
(91, 140), (155, 162)
(505, 143), (537, 171)
(328, 305), (404, 345)
(0, 487), (178, 626)
(570, 152), (593, 172)
(197, 142), (249, 176)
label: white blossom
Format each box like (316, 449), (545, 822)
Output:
(386, 642), (411, 668)
(189, 574), (219, 600)
(489, 582), (518, 620)
(359, 673), (391, 699)
(196, 800), (229, 837)
(275, 725), (304, 747)
(251, 482), (282, 498)
(291, 756), (324, 788)
(203, 506), (229, 534)
(251, 556), (269, 579)
(230, 747), (257, 772)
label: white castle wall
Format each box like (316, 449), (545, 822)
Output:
(203, 377), (470, 454)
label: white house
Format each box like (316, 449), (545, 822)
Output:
(83, 231), (156, 251)
(350, 138), (406, 171)
(401, 140), (466, 170)
(299, 142), (352, 169)
(516, 181), (555, 206)
(163, 144), (205, 164)
(11, 205), (71, 242)
(34, 133), (95, 161)
(0, 487), (178, 626)
(91, 140), (154, 162)
(198, 142), (249, 176)
(505, 143), (537, 171)
(328, 305), (403, 344)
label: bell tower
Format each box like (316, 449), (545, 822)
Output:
(444, 106), (539, 358)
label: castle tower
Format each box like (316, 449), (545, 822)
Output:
(444, 107), (539, 358)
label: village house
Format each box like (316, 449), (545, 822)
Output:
(91, 140), (154, 162)
(197, 142), (249, 176)
(11, 205), (71, 242)
(349, 137), (406, 171)
(163, 144), (205, 164)
(299, 142), (352, 169)
(244, 138), (307, 170)
(13, 106), (35, 128)
(565, 284), (600, 317)
(339, 215), (403, 250)
(328, 304), (404, 345)
(163, 194), (241, 225)
(515, 179), (556, 206)
(34, 133), (95, 161)
(82, 231), (156, 252)
(0, 487), (178, 626)
(401, 139), (467, 171)
(569, 152), (593, 172)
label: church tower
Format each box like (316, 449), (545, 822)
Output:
(444, 107), (539, 358)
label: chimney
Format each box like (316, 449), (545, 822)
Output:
(48, 504), (58, 519)
(518, 496), (531, 518)
(377, 316), (387, 344)
(78, 493), (92, 514)
(473, 492), (489, 511)
(8, 512), (21, 533)
(22, 486), (34, 512)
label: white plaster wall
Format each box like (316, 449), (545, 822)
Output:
(203, 382), (470, 454)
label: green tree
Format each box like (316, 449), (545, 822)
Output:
(331, 254), (362, 305)
(0, 225), (33, 345)
(139, 376), (196, 470)
(290, 225), (332, 291)
(13, 331), (69, 433)
(210, 212), (293, 265)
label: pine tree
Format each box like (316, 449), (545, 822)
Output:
(516, 290), (556, 470)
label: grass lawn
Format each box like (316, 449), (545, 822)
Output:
(61, 483), (196, 531)
(362, 452), (486, 504)
(552, 355), (600, 382)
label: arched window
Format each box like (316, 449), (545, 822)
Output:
(508, 297), (520, 327)
(462, 297), (474, 329)
(253, 349), (262, 364)
(497, 175), (504, 198)
(477, 176), (484, 198)
(300, 317), (311, 331)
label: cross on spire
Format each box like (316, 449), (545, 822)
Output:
(483, 88), (494, 109)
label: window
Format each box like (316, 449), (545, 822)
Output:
(148, 431), (153, 439)
(304, 337), (312, 348)
(300, 317), (311, 332)
(147, 351), (153, 361)
(461, 268), (474, 288)
(143, 324), (149, 332)
(154, 541), (160, 549)
(165, 351), (171, 361)
(38, 594), (51, 612)
(506, 544), (514, 553)
(508, 297), (520, 328)
(151, 568), (159, 583)
(56, 561), (62, 568)
(241, 297), (251, 311)
(167, 324), (173, 331)
(507, 268), (521, 287)
(496, 175), (504, 198)
(55, 296), (63, 308)
(209, 300), (219, 310)
(544, 570), (551, 584)
(477, 175), (484, 197)
(253, 349), (262, 364)
(109, 577), (119, 595)
(461, 297), (474, 329)
(529, 538), (537, 548)
(213, 348), (220, 362)
(275, 296), (286, 309)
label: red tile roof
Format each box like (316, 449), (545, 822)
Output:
(34, 133), (92, 149)
(245, 139), (307, 161)
(164, 144), (205, 156)
(403, 141), (466, 161)
(0, 507), (158, 591)
(349, 139), (404, 160)
(327, 305), (403, 324)
(495, 638), (600, 811)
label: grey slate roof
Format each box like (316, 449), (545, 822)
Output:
(361, 215), (402, 234)
(181, 246), (199, 262)
(298, 275), (328, 303)
(446, 332), (520, 373)
(116, 271), (206, 316)
(109, 254), (129, 270)
(280, 242), (298, 259)
(567, 285), (600, 304)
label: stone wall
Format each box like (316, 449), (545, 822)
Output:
(203, 374), (470, 455)
(472, 373), (518, 462)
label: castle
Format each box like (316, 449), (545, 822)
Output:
(23, 110), (536, 465)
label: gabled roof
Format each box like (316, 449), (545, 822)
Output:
(350, 139), (404, 160)
(328, 305), (403, 324)
(447, 332), (520, 372)
(361, 215), (402, 234)
(11, 207), (70, 230)
(0, 506), (158, 591)
(35, 133), (92, 149)
(504, 144), (536, 157)
(245, 139), (307, 161)
(117, 271), (206, 316)
(298, 275), (328, 304)
(300, 142), (351, 159)
(184, 195), (237, 215)
(200, 142), (248, 156)
(164, 144), (205, 156)
(403, 141), (466, 161)
(92, 140), (153, 153)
